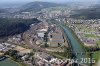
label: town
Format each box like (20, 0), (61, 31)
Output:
(0, 1), (100, 66)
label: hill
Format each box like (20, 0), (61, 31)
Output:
(19, 2), (61, 12)
(70, 5), (100, 19)
(0, 18), (40, 37)
(0, 8), (8, 13)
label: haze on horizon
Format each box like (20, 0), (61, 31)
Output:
(0, 0), (99, 3)
(0, 0), (99, 8)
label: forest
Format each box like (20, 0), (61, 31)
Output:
(0, 18), (40, 37)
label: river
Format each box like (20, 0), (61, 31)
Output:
(60, 24), (86, 59)
(0, 58), (21, 66)
(58, 23), (88, 66)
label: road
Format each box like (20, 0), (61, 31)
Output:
(23, 32), (49, 53)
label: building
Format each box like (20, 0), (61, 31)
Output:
(37, 29), (48, 38)
(48, 27), (64, 47)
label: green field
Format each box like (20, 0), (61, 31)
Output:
(96, 41), (100, 47)
(93, 51), (100, 62)
(0, 58), (21, 66)
(84, 34), (100, 38)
